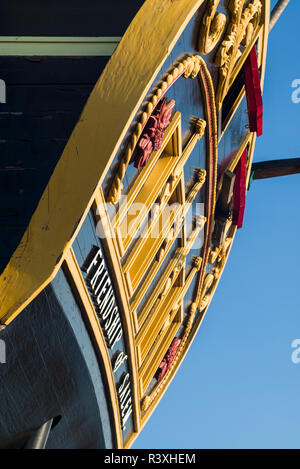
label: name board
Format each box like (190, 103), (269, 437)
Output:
(83, 246), (122, 349)
(117, 373), (132, 431)
(82, 244), (132, 431)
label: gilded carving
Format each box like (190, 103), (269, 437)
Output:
(194, 167), (207, 185)
(195, 214), (207, 232)
(208, 246), (220, 264)
(198, 236), (233, 313)
(199, 294), (210, 312)
(139, 54), (218, 413)
(214, 0), (262, 111)
(202, 273), (214, 292)
(198, 0), (227, 54)
(192, 256), (203, 271)
(194, 118), (207, 140)
(107, 55), (211, 205)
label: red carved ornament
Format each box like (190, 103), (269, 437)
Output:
(134, 97), (175, 169)
(155, 337), (181, 381)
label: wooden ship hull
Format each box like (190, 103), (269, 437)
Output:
(0, 0), (270, 449)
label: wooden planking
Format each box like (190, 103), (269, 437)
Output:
(0, 112), (85, 140)
(0, 56), (109, 85)
(1, 84), (93, 110)
(0, 140), (67, 167)
(0, 58), (102, 275)
(0, 0), (145, 37)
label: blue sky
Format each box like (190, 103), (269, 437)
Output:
(133, 0), (300, 449)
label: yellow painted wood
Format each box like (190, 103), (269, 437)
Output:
(124, 175), (204, 292)
(121, 116), (205, 269)
(137, 261), (199, 363)
(140, 321), (180, 395)
(0, 36), (121, 56)
(136, 219), (206, 329)
(0, 0), (271, 451)
(138, 286), (182, 365)
(0, 0), (208, 324)
(129, 233), (177, 313)
(113, 112), (181, 232)
(136, 251), (185, 332)
(118, 119), (181, 253)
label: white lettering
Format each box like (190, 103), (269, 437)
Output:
(85, 247), (102, 275)
(110, 329), (122, 349)
(291, 339), (300, 364)
(291, 79), (300, 104)
(113, 351), (128, 373)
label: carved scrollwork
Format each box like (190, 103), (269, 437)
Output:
(198, 0), (227, 54)
(208, 246), (221, 264)
(214, 0), (262, 111)
(199, 294), (210, 312)
(192, 256), (203, 271)
(198, 236), (233, 312)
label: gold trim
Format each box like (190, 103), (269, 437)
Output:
(107, 54), (209, 205)
(117, 113), (182, 255)
(112, 112), (182, 232)
(136, 215), (206, 328)
(123, 170), (206, 293)
(215, 0), (263, 112)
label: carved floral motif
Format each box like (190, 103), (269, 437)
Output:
(197, 0), (263, 112)
(134, 98), (175, 169)
(154, 337), (181, 381)
(215, 0), (262, 110)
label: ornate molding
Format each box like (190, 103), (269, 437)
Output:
(214, 0), (262, 111)
(137, 53), (218, 416)
(198, 0), (227, 54)
(107, 55), (210, 205)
